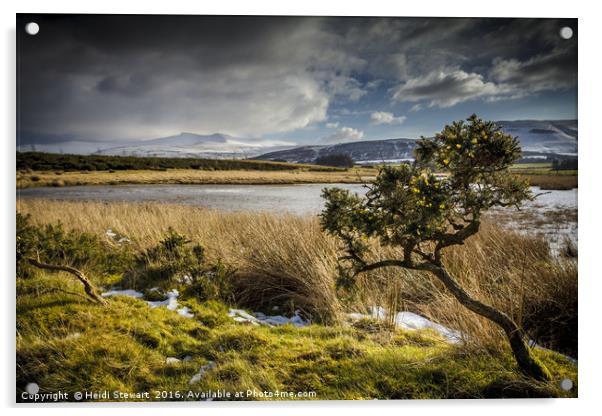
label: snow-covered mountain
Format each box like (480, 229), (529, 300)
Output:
(496, 120), (577, 155)
(93, 132), (295, 159)
(20, 120), (577, 161)
(253, 138), (416, 164)
(255, 120), (577, 164)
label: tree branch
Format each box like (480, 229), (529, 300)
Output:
(27, 258), (108, 305)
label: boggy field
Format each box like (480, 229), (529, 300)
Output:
(16, 199), (577, 401)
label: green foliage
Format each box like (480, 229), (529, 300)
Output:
(16, 151), (340, 172)
(315, 153), (354, 168)
(321, 115), (532, 279)
(125, 228), (235, 301)
(16, 213), (132, 279)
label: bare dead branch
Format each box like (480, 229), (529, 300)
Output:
(27, 258), (108, 305)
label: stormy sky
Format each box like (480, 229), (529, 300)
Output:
(17, 14), (577, 150)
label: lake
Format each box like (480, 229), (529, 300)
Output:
(17, 183), (577, 216)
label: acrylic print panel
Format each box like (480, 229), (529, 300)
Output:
(16, 14), (577, 402)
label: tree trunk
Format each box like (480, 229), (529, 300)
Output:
(431, 265), (550, 381)
(27, 258), (108, 306)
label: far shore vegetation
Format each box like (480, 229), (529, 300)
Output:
(17, 152), (576, 190)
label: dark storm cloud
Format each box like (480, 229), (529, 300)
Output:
(16, 14), (577, 143)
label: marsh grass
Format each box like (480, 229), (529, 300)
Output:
(16, 168), (377, 189)
(517, 174), (577, 190)
(17, 168), (575, 190)
(17, 199), (577, 358)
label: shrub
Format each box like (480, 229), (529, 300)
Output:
(16, 213), (132, 280)
(125, 228), (235, 301)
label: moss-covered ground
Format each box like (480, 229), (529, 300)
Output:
(17, 271), (577, 402)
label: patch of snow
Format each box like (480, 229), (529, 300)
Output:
(261, 315), (291, 326)
(189, 361), (216, 385)
(347, 307), (462, 343)
(101, 289), (144, 298)
(177, 306), (195, 319)
(228, 309), (310, 327)
(395, 311), (462, 342)
(228, 309), (262, 326)
(148, 289), (195, 319)
(148, 289), (180, 310)
(102, 288), (194, 318)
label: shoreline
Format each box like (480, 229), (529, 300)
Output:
(16, 169), (577, 190)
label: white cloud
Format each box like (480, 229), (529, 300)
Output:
(326, 122), (339, 128)
(390, 45), (576, 110)
(321, 126), (364, 144)
(369, 111), (406, 125)
(390, 69), (501, 108)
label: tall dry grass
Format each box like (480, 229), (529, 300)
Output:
(17, 199), (577, 355)
(16, 168), (376, 189)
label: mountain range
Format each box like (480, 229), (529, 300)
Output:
(20, 120), (577, 163)
(254, 120), (577, 164)
(92, 132), (294, 159)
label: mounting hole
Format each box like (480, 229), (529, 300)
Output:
(25, 382), (39, 394)
(25, 22), (39, 36)
(560, 378), (573, 391)
(559, 26), (573, 40)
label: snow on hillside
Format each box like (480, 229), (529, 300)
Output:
(94, 132), (295, 159)
(496, 120), (577, 155)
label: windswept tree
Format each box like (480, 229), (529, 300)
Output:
(321, 114), (550, 381)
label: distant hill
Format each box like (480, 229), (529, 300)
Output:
(495, 120), (577, 156)
(253, 138), (416, 164)
(93, 132), (294, 159)
(20, 120), (577, 162)
(255, 120), (577, 164)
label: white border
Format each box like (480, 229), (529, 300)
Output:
(2, 1), (600, 415)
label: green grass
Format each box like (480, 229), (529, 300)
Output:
(17, 270), (577, 402)
(510, 162), (577, 175)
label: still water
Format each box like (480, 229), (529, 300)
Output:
(17, 183), (577, 215)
